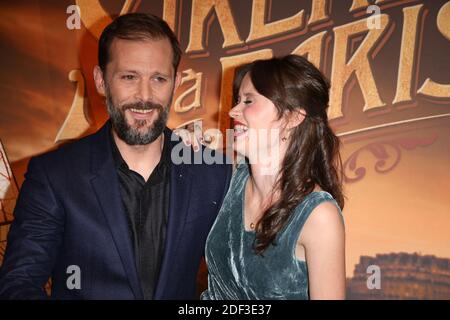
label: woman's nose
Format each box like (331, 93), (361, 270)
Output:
(229, 104), (240, 119)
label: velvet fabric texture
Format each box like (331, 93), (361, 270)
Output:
(202, 163), (343, 300)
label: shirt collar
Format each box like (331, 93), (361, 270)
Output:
(110, 129), (171, 172)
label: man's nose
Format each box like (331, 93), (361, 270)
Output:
(136, 80), (153, 102)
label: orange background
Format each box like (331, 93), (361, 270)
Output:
(0, 0), (449, 296)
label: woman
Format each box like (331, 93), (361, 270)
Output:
(202, 55), (346, 300)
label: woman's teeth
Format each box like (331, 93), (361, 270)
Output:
(234, 124), (248, 134)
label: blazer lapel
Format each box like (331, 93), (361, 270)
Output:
(89, 122), (143, 299)
(154, 130), (194, 299)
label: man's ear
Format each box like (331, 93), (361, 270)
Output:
(287, 109), (306, 129)
(93, 66), (106, 96)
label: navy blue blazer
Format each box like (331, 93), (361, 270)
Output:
(0, 122), (232, 299)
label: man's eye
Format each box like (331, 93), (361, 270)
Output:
(154, 76), (168, 83)
(243, 100), (252, 105)
(122, 75), (135, 80)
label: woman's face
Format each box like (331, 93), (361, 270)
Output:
(229, 73), (286, 162)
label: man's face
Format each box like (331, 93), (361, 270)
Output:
(94, 37), (180, 145)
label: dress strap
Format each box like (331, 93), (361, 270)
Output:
(231, 162), (250, 193)
(281, 191), (343, 254)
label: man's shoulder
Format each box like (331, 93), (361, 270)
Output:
(166, 128), (230, 166)
(166, 131), (231, 183)
(31, 125), (106, 168)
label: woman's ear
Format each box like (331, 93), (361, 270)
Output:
(287, 109), (306, 129)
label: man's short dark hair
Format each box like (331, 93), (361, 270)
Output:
(98, 13), (182, 74)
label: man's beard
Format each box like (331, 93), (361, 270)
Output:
(105, 86), (171, 145)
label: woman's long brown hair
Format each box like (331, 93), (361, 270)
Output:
(233, 55), (344, 255)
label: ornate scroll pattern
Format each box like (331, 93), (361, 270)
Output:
(0, 140), (18, 265)
(343, 134), (438, 183)
(0, 141), (17, 224)
(55, 69), (90, 143)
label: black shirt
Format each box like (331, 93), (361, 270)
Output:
(111, 131), (171, 299)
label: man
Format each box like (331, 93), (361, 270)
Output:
(0, 13), (231, 299)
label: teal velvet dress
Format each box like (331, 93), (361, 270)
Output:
(201, 163), (343, 300)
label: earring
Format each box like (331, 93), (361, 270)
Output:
(281, 137), (287, 142)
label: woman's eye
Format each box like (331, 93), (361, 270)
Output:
(234, 97), (252, 105)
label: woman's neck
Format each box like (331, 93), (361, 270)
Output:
(248, 162), (280, 205)
(247, 140), (287, 200)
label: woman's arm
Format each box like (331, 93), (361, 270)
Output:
(299, 201), (346, 299)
